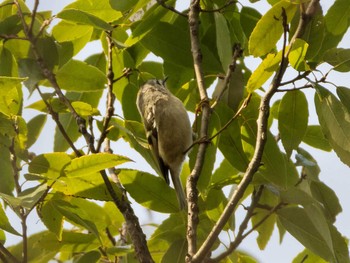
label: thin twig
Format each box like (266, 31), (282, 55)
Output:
(200, 0), (236, 13)
(277, 84), (314, 92)
(156, 0), (188, 17)
(96, 31), (116, 152)
(0, 243), (19, 263)
(186, 0), (212, 260)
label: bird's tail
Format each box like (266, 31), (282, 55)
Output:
(171, 170), (187, 210)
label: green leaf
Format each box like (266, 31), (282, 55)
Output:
(55, 60), (106, 91)
(189, 111), (220, 196)
(337, 86), (350, 112)
(246, 52), (281, 92)
(324, 0), (350, 36)
(75, 251), (101, 263)
(38, 193), (64, 240)
(302, 125), (332, 151)
(17, 183), (48, 211)
(214, 7), (232, 70)
(251, 190), (278, 250)
(65, 153), (131, 177)
(63, 0), (122, 22)
(315, 86), (350, 166)
(288, 38), (310, 71)
(324, 48), (350, 72)
(27, 114), (47, 148)
(216, 103), (249, 172)
(57, 9), (113, 31)
(0, 76), (26, 92)
(277, 207), (334, 261)
(297, 5), (325, 61)
(292, 248), (328, 263)
(118, 169), (179, 213)
(71, 101), (100, 117)
(0, 144), (15, 195)
(52, 172), (120, 201)
(140, 21), (221, 72)
(210, 159), (241, 190)
(0, 202), (20, 235)
(8, 231), (61, 263)
(240, 7), (262, 40)
(310, 181), (342, 222)
(29, 153), (71, 180)
(249, 1), (297, 57)
(161, 239), (187, 263)
(18, 58), (44, 91)
(278, 90), (308, 158)
(241, 119), (298, 188)
(54, 199), (101, 241)
(212, 64), (245, 111)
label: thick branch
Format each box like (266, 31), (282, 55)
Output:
(186, 0), (211, 260)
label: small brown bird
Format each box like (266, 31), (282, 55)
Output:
(136, 79), (192, 210)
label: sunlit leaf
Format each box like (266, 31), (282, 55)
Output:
(57, 9), (113, 31)
(55, 60), (106, 92)
(65, 153), (131, 177)
(0, 202), (20, 236)
(249, 1), (297, 57)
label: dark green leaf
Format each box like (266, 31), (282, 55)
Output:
(277, 207), (334, 261)
(75, 251), (101, 263)
(302, 125), (332, 151)
(324, 0), (350, 36)
(240, 7), (261, 40)
(315, 86), (350, 166)
(27, 114), (47, 148)
(337, 86), (350, 112)
(54, 199), (101, 241)
(310, 181), (342, 222)
(214, 7), (232, 70)
(278, 90), (308, 157)
(161, 239), (187, 263)
(216, 103), (249, 172)
(118, 169), (179, 213)
(324, 48), (350, 72)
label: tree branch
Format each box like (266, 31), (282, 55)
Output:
(190, 1), (320, 261)
(96, 31), (116, 152)
(186, 0), (212, 260)
(0, 243), (19, 263)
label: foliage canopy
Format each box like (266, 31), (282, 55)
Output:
(0, 0), (350, 262)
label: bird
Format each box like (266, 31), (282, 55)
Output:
(136, 79), (193, 210)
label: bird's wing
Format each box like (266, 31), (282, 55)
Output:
(145, 106), (170, 184)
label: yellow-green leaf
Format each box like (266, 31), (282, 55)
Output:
(249, 1), (297, 57)
(65, 153), (131, 177)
